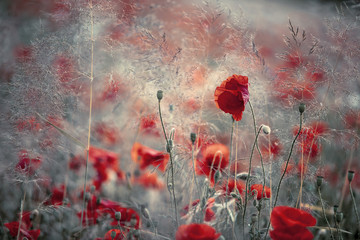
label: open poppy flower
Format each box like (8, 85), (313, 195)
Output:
(293, 121), (328, 161)
(131, 142), (169, 172)
(250, 184), (271, 200)
(195, 143), (229, 185)
(270, 206), (316, 240)
(134, 171), (165, 189)
(214, 74), (249, 121)
(221, 179), (245, 195)
(175, 223), (221, 240)
(4, 211), (40, 240)
(181, 198), (216, 222)
(16, 150), (42, 176)
(104, 229), (126, 240)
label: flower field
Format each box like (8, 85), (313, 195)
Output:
(0, 0), (360, 239)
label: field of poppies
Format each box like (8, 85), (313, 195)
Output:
(1, 0), (360, 239)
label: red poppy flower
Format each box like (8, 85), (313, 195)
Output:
(4, 212), (40, 240)
(104, 229), (126, 240)
(195, 143), (229, 184)
(250, 184), (271, 200)
(181, 198), (216, 222)
(89, 147), (124, 190)
(259, 136), (282, 160)
(293, 121), (328, 161)
(45, 185), (67, 206)
(134, 171), (165, 189)
(94, 122), (121, 146)
(175, 223), (221, 240)
(139, 113), (161, 136)
(214, 74), (249, 121)
(221, 179), (245, 195)
(270, 206), (316, 240)
(16, 150), (42, 175)
(131, 142), (169, 172)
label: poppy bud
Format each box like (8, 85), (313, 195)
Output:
(96, 197), (101, 205)
(214, 170), (221, 185)
(30, 209), (39, 221)
(85, 192), (91, 202)
(167, 183), (173, 190)
(157, 90), (163, 101)
(336, 212), (343, 223)
(130, 215), (138, 227)
(348, 170), (355, 183)
(316, 176), (323, 188)
(141, 206), (150, 220)
(166, 140), (173, 153)
(231, 192), (238, 198)
(90, 185), (96, 193)
(333, 205), (338, 214)
(169, 104), (174, 112)
(218, 236), (225, 240)
(190, 132), (196, 145)
(299, 103), (306, 113)
(110, 230), (117, 239)
(262, 125), (271, 135)
(115, 211), (121, 221)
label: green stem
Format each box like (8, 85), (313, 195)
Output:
(318, 187), (335, 240)
(158, 100), (178, 227)
(243, 125), (263, 239)
(349, 183), (360, 233)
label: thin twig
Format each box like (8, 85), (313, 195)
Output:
(318, 187), (335, 240)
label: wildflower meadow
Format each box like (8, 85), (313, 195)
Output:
(0, 0), (360, 239)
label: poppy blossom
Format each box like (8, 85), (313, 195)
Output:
(214, 74), (249, 121)
(4, 212), (40, 240)
(104, 229), (126, 240)
(134, 171), (165, 189)
(270, 206), (316, 240)
(195, 143), (229, 184)
(131, 142), (169, 172)
(89, 147), (124, 190)
(259, 136), (282, 160)
(16, 150), (42, 176)
(293, 121), (328, 161)
(181, 198), (216, 222)
(221, 179), (245, 195)
(175, 223), (221, 240)
(250, 184), (271, 200)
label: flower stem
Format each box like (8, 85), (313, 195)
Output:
(243, 125), (263, 239)
(80, 0), (94, 228)
(158, 99), (178, 227)
(264, 111), (303, 239)
(16, 187), (26, 240)
(248, 100), (265, 234)
(318, 186), (335, 240)
(349, 183), (360, 233)
(225, 117), (235, 227)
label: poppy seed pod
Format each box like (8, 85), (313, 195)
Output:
(110, 230), (117, 239)
(333, 205), (339, 214)
(115, 211), (121, 221)
(299, 103), (306, 113)
(157, 90), (163, 101)
(348, 170), (355, 183)
(336, 212), (343, 223)
(190, 132), (196, 144)
(316, 176), (323, 187)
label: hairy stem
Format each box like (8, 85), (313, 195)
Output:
(158, 100), (178, 227)
(318, 187), (335, 240)
(243, 125), (263, 239)
(349, 183), (360, 232)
